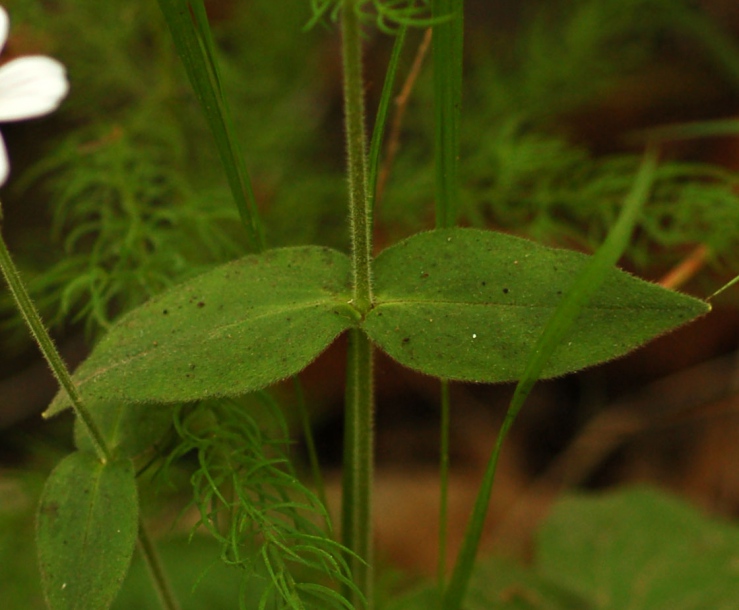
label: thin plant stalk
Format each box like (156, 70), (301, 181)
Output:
(342, 328), (374, 609)
(432, 0), (463, 594)
(0, 224), (111, 463)
(437, 379), (451, 592)
(342, 0), (373, 314)
(138, 517), (183, 610)
(432, 0), (463, 228)
(0, 206), (180, 610)
(340, 1), (376, 606)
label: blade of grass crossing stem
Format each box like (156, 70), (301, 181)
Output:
(442, 149), (664, 610)
(432, 0), (463, 229)
(368, 25), (407, 219)
(156, 0), (265, 251)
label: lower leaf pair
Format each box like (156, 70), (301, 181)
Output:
(45, 227), (708, 415)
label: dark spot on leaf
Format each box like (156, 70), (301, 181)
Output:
(402, 337), (410, 344)
(502, 288), (509, 294)
(481, 281), (487, 286)
(421, 272), (429, 279)
(40, 502), (59, 518)
(162, 309), (169, 315)
(197, 301), (205, 308)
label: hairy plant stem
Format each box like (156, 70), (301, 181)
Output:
(0, 226), (112, 463)
(340, 6), (375, 604)
(342, 0), (373, 313)
(0, 207), (179, 610)
(342, 328), (374, 608)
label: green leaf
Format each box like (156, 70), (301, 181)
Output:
(46, 247), (354, 415)
(363, 228), (708, 382)
(537, 487), (739, 609)
(37, 452), (138, 610)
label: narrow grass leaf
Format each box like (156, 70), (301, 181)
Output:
(37, 452), (138, 610)
(441, 150), (696, 610)
(368, 24), (407, 217)
(156, 0), (265, 250)
(46, 247), (355, 414)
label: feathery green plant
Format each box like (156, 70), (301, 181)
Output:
(164, 400), (360, 610)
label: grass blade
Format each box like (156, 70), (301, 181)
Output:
(442, 148), (693, 610)
(156, 0), (265, 251)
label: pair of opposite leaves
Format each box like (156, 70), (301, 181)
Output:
(46, 227), (708, 416)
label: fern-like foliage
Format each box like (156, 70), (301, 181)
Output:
(307, 0), (433, 32)
(0, 125), (243, 341)
(378, 0), (739, 277)
(165, 399), (360, 610)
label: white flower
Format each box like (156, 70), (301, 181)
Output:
(0, 5), (68, 186)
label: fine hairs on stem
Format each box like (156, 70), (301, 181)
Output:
(341, 2), (376, 607)
(0, 205), (180, 610)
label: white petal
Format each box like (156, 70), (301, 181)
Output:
(0, 132), (9, 187)
(0, 7), (8, 56)
(0, 56), (69, 122)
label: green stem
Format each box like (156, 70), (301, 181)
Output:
(138, 517), (182, 610)
(432, 0), (463, 228)
(433, 0), (463, 596)
(437, 379), (450, 596)
(341, 0), (373, 313)
(341, 328), (374, 609)
(0, 227), (112, 464)
(1, 206), (181, 610)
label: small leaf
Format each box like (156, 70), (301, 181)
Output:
(363, 228), (708, 382)
(37, 452), (138, 610)
(47, 247), (355, 415)
(537, 487), (739, 609)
